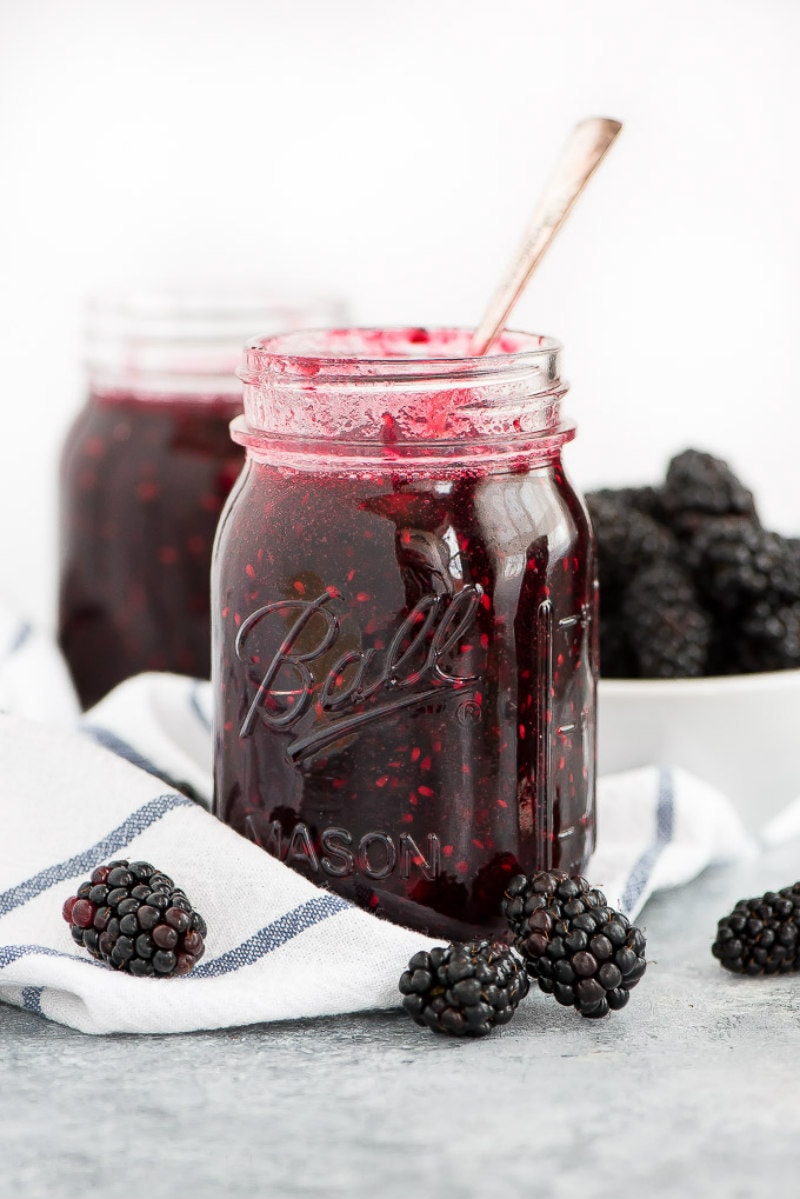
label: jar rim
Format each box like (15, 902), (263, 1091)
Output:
(239, 326), (562, 385)
(87, 286), (345, 330)
(85, 287), (349, 396)
(236, 325), (569, 466)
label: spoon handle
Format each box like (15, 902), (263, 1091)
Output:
(471, 117), (622, 356)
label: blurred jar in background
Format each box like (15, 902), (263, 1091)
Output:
(59, 289), (347, 709)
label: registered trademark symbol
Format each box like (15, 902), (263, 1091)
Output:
(457, 699), (482, 726)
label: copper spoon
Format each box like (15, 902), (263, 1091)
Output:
(471, 116), (623, 355)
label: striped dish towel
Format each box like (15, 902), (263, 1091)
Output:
(0, 622), (755, 1034)
(0, 712), (434, 1034)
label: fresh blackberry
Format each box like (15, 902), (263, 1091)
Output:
(399, 941), (529, 1037)
(661, 449), (756, 535)
(503, 870), (647, 1018)
(705, 612), (748, 676)
(622, 562), (711, 678)
(712, 883), (800, 975)
(598, 611), (635, 679)
(587, 485), (664, 521)
(586, 491), (677, 600)
(62, 859), (207, 977)
(690, 518), (800, 613)
(737, 598), (800, 673)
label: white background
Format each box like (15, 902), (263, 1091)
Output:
(1, 0), (799, 627)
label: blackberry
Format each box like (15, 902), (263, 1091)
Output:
(738, 598), (800, 672)
(503, 870), (647, 1018)
(587, 485), (664, 521)
(661, 449), (756, 535)
(598, 611), (636, 679)
(622, 562), (711, 678)
(62, 860), (207, 977)
(586, 491), (676, 600)
(705, 612), (748, 676)
(399, 941), (529, 1037)
(712, 883), (800, 975)
(690, 518), (800, 613)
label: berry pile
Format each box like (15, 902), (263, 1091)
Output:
(503, 870), (647, 1018)
(399, 869), (648, 1035)
(63, 860), (206, 978)
(587, 449), (800, 677)
(399, 941), (529, 1037)
(712, 882), (800, 975)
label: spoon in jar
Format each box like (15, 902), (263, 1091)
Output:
(470, 116), (622, 356)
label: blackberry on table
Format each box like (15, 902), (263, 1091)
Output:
(661, 449), (756, 534)
(399, 940), (529, 1037)
(712, 883), (800, 975)
(62, 860), (207, 978)
(503, 870), (647, 1019)
(622, 562), (711, 678)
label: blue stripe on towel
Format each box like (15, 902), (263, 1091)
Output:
(189, 681), (212, 732)
(619, 768), (675, 915)
(7, 621), (32, 658)
(82, 724), (166, 779)
(0, 896), (350, 980)
(20, 986), (43, 1014)
(0, 794), (193, 918)
(0, 943), (107, 970)
(191, 894), (351, 979)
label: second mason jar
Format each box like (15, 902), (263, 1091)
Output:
(59, 289), (345, 708)
(212, 327), (597, 939)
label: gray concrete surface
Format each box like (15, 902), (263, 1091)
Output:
(2, 844), (800, 1199)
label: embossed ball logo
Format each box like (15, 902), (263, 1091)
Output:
(235, 584), (484, 762)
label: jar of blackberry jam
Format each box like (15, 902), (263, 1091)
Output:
(59, 291), (344, 708)
(213, 327), (597, 939)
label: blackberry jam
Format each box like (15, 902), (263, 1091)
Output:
(59, 291), (344, 708)
(60, 390), (242, 707)
(212, 328), (597, 939)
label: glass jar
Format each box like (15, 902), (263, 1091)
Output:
(212, 327), (597, 940)
(59, 289), (346, 709)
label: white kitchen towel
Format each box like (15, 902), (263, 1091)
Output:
(0, 607), (80, 728)
(0, 665), (755, 1035)
(0, 712), (435, 1035)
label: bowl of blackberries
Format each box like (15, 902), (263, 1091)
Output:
(592, 449), (800, 833)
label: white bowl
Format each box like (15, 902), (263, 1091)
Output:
(598, 669), (800, 835)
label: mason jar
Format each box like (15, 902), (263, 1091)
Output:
(212, 327), (597, 939)
(59, 289), (345, 708)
